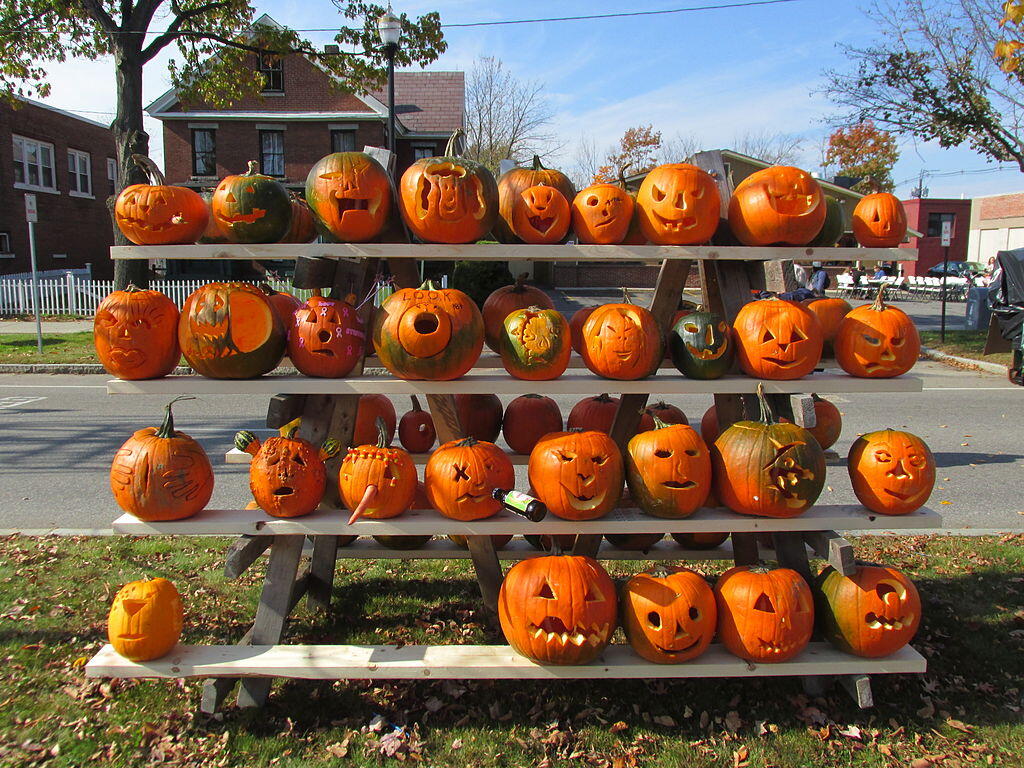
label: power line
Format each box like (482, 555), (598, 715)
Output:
(895, 165), (1019, 187)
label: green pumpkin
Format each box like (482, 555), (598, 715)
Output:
(807, 196), (844, 248)
(668, 310), (734, 379)
(498, 306), (571, 381)
(212, 161), (292, 244)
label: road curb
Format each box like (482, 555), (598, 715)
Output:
(920, 346), (1008, 376)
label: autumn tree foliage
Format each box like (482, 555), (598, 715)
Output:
(594, 125), (662, 183)
(824, 121), (900, 192)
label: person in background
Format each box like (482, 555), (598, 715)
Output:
(793, 262), (810, 289)
(872, 265), (887, 280)
(810, 261), (830, 296)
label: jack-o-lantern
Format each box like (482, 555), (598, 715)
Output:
(481, 274), (555, 352)
(94, 285), (180, 380)
(510, 184), (571, 244)
(528, 430), (623, 520)
(498, 555), (616, 665)
(339, 419), (417, 523)
(108, 577), (183, 662)
(278, 196), (318, 243)
(848, 428), (934, 515)
(398, 130), (498, 243)
(235, 427), (340, 518)
(572, 183), (635, 245)
(499, 305), (572, 380)
(305, 152), (391, 242)
(287, 294), (365, 378)
(398, 395), (436, 453)
(425, 437), (515, 521)
(834, 287), (920, 378)
(211, 161), (292, 243)
(669, 310), (734, 380)
(503, 394), (562, 454)
(178, 282), (286, 379)
(626, 418), (711, 519)
(622, 567), (717, 663)
(372, 281), (484, 380)
(495, 156), (577, 243)
(715, 566), (814, 662)
(852, 192), (907, 248)
(580, 303), (663, 380)
(636, 163), (721, 245)
(114, 155), (208, 245)
(816, 564), (921, 658)
(728, 166), (826, 246)
(733, 298), (823, 380)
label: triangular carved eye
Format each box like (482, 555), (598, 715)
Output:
(652, 186), (666, 202)
(585, 584), (605, 602)
(761, 327), (775, 343)
(292, 454), (305, 466)
(538, 583), (555, 599)
(754, 593), (775, 613)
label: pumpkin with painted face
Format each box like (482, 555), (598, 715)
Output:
(235, 427), (340, 518)
(425, 437), (515, 521)
(499, 305), (572, 380)
(496, 156), (577, 243)
(94, 286), (180, 380)
(114, 155), (208, 245)
(339, 420), (417, 522)
(728, 166), (826, 246)
(848, 428), (934, 515)
(580, 303), (663, 380)
(733, 298), (823, 380)
(834, 288), (920, 378)
(178, 282), (286, 379)
(852, 192), (907, 248)
(572, 183), (635, 244)
(305, 151), (392, 242)
(510, 184), (572, 244)
(669, 310), (734, 380)
(498, 555), (616, 665)
(108, 578), (183, 662)
(622, 567), (717, 663)
(212, 161), (292, 243)
(287, 294), (365, 378)
(626, 418), (711, 519)
(715, 566), (814, 662)
(528, 430), (623, 521)
(636, 163), (721, 245)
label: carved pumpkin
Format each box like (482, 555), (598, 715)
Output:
(94, 285), (180, 380)
(848, 428), (934, 515)
(816, 564), (921, 657)
(278, 196), (318, 243)
(669, 310), (734, 380)
(287, 293), (365, 378)
(622, 567), (717, 663)
(373, 281), (484, 380)
(572, 183), (635, 245)
(568, 306), (596, 355)
(626, 417), (711, 519)
(260, 284), (302, 330)
(663, 302), (700, 360)
(728, 166), (826, 246)
(834, 287), (920, 378)
(528, 430), (623, 520)
(212, 161), (292, 243)
(305, 151), (391, 242)
(580, 303), (663, 380)
(671, 531), (729, 549)
(852, 192), (907, 248)
(354, 394), (397, 446)
(502, 394), (563, 455)
(454, 393), (503, 442)
(801, 297), (852, 349)
(510, 184), (571, 244)
(496, 156), (577, 243)
(733, 298), (823, 380)
(339, 420), (417, 522)
(108, 577), (182, 661)
(425, 437), (515, 521)
(236, 427), (339, 518)
(499, 305), (572, 380)
(806, 395), (841, 450)
(110, 398), (214, 521)
(807, 195), (844, 247)
(482, 274), (555, 352)
(645, 401), (687, 426)
(398, 395), (436, 453)
(114, 155), (208, 245)
(636, 163), (721, 245)
(498, 555), (616, 665)
(715, 566), (814, 662)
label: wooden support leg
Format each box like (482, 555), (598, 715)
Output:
(804, 530), (855, 575)
(840, 674), (874, 708)
(466, 536), (503, 613)
(307, 534), (340, 612)
(223, 535), (273, 579)
(772, 532), (814, 584)
(731, 533), (759, 566)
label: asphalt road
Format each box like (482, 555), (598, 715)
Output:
(0, 359), (1020, 532)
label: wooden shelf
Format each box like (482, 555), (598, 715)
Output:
(225, 446), (529, 465)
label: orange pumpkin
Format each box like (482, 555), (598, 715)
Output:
(287, 294), (365, 378)
(848, 428), (934, 515)
(502, 394), (562, 455)
(108, 578), (182, 661)
(305, 151), (391, 242)
(354, 394), (397, 446)
(626, 418), (711, 519)
(699, 404), (721, 444)
(715, 566), (814, 662)
(235, 427), (340, 518)
(622, 567), (717, 663)
(572, 183), (635, 244)
(852, 192), (907, 247)
(566, 393), (656, 435)
(398, 395), (436, 453)
(339, 420), (417, 522)
(114, 155), (208, 245)
(94, 285), (180, 380)
(728, 166), (826, 246)
(482, 274), (555, 352)
(806, 395), (842, 450)
(278, 197), (318, 243)
(733, 298), (823, 380)
(496, 156), (576, 243)
(645, 401), (687, 426)
(834, 287), (920, 378)
(801, 297), (852, 347)
(568, 306), (596, 355)
(499, 305), (572, 381)
(510, 184), (571, 244)
(260, 284), (303, 330)
(636, 163), (721, 245)
(528, 430), (623, 521)
(425, 437), (515, 521)
(580, 303), (663, 380)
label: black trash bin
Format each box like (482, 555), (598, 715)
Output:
(965, 285), (992, 331)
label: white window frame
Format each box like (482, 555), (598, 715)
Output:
(0, 233), (12, 257)
(68, 149), (93, 198)
(412, 143), (436, 161)
(12, 135), (58, 194)
(107, 158), (118, 196)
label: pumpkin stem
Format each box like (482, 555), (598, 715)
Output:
(871, 284), (887, 311)
(245, 160), (260, 176)
(650, 414), (671, 430)
(259, 283), (278, 297)
(130, 154), (165, 186)
(156, 396), (194, 438)
(234, 430), (262, 456)
(410, 395), (423, 413)
(754, 382), (777, 425)
(124, 284), (141, 294)
(595, 393), (614, 403)
(514, 272), (528, 291)
(454, 435), (479, 447)
(531, 155), (548, 171)
(282, 423), (300, 440)
(375, 416), (391, 449)
(617, 163), (632, 190)
(320, 439), (341, 460)
(444, 128), (465, 158)
(418, 279), (440, 292)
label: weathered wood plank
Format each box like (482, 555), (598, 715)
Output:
(466, 536), (503, 613)
(223, 535), (273, 579)
(307, 535), (339, 612)
(265, 394), (307, 430)
(804, 530), (856, 576)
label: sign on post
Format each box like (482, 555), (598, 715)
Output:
(940, 219), (952, 247)
(25, 193), (38, 223)
(24, 193), (43, 353)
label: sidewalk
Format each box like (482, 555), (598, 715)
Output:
(0, 320), (93, 333)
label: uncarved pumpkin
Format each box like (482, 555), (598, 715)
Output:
(569, 306), (597, 355)
(353, 394), (397, 446)
(502, 394), (562, 455)
(482, 274), (555, 352)
(454, 393), (503, 442)
(801, 297), (852, 347)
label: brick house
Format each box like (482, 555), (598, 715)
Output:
(898, 198), (971, 276)
(967, 191), (1024, 266)
(0, 97), (117, 278)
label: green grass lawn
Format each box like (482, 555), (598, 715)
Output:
(919, 330), (1014, 368)
(0, 534), (1022, 767)
(0, 331), (101, 365)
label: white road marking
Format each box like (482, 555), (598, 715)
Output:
(0, 396), (47, 409)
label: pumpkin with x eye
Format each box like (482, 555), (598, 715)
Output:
(715, 566), (814, 662)
(499, 305), (572, 380)
(339, 420), (417, 522)
(425, 437), (514, 521)
(498, 555), (617, 665)
(636, 163), (721, 245)
(733, 298), (823, 380)
(94, 285), (180, 380)
(852, 192), (907, 248)
(669, 310), (734, 380)
(627, 418), (711, 519)
(572, 183), (635, 244)
(287, 294), (365, 378)
(622, 567), (717, 663)
(108, 577), (183, 662)
(114, 155), (208, 245)
(236, 428), (340, 518)
(495, 156), (577, 243)
(528, 430), (623, 521)
(581, 303), (663, 380)
(510, 184), (572, 244)
(728, 165), (826, 246)
(305, 151), (392, 242)
(848, 428), (934, 515)
(834, 287), (920, 378)
(212, 161), (292, 243)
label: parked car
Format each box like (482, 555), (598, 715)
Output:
(926, 261), (985, 278)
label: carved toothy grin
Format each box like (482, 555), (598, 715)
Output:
(758, 638), (800, 655)
(217, 209), (267, 224)
(653, 213), (697, 232)
(865, 611), (913, 630)
(528, 617), (611, 647)
(117, 215), (183, 232)
(685, 344), (726, 360)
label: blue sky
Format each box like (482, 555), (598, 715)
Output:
(36, 0), (1024, 198)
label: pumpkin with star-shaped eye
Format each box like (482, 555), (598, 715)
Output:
(235, 427), (340, 518)
(499, 305), (572, 380)
(287, 293), (365, 378)
(572, 183), (635, 244)
(503, 394), (562, 454)
(425, 437), (515, 521)
(711, 384), (826, 518)
(305, 151), (391, 242)
(733, 297), (823, 380)
(114, 155), (208, 245)
(669, 309), (734, 380)
(339, 419), (417, 523)
(715, 566), (814, 662)
(212, 161), (292, 243)
(852, 192), (907, 247)
(178, 282), (286, 379)
(528, 430), (623, 521)
(495, 156), (577, 243)
(108, 578), (182, 662)
(482, 274), (555, 352)
(581, 303), (663, 380)
(626, 417), (711, 519)
(94, 285), (180, 380)
(636, 163), (721, 245)
(498, 555), (617, 665)
(816, 564), (921, 658)
(510, 184), (572, 244)
(848, 428), (934, 515)
(834, 287), (920, 378)
(728, 166), (826, 246)
(622, 567), (717, 663)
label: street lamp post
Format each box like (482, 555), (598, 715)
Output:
(377, 6), (401, 158)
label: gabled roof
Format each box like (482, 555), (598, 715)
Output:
(4, 95), (111, 130)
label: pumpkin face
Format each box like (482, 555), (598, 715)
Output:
(236, 430), (337, 518)
(622, 568), (717, 663)
(636, 164), (721, 245)
(503, 394), (562, 455)
(338, 433), (417, 521)
(581, 303), (662, 380)
(669, 310), (734, 380)
(728, 166), (826, 246)
(305, 152), (391, 242)
(495, 156), (577, 243)
(498, 555), (616, 665)
(715, 566), (814, 662)
(528, 430), (623, 520)
(108, 578), (183, 662)
(572, 183), (635, 244)
(114, 183), (208, 246)
(848, 428), (934, 515)
(499, 306), (572, 380)
(510, 185), (571, 244)
(178, 282), (286, 379)
(373, 281), (484, 380)
(733, 299), (823, 380)
(834, 290), (920, 378)
(802, 297), (852, 345)
(482, 275), (555, 352)
(816, 565), (920, 658)
(852, 192), (907, 247)
(94, 286), (180, 380)
(425, 437), (515, 521)
(212, 162), (292, 243)
(287, 294), (365, 378)
(626, 420), (711, 519)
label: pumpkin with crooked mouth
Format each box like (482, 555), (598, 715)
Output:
(495, 155), (577, 243)
(499, 305), (572, 380)
(114, 155), (208, 245)
(669, 309), (734, 380)
(528, 430), (623, 521)
(636, 163), (721, 245)
(728, 165), (826, 246)
(848, 428), (934, 515)
(852, 192), (907, 248)
(510, 184), (571, 244)
(572, 183), (635, 245)
(498, 555), (617, 665)
(834, 287), (920, 378)
(733, 298), (823, 380)
(425, 437), (514, 521)
(626, 417), (711, 519)
(580, 303), (663, 380)
(108, 577), (183, 662)
(94, 285), (180, 380)
(236, 427), (340, 518)
(212, 161), (292, 243)
(715, 566), (814, 663)
(305, 151), (391, 242)
(622, 567), (717, 663)
(287, 294), (365, 378)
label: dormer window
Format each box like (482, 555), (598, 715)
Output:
(259, 54), (284, 93)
